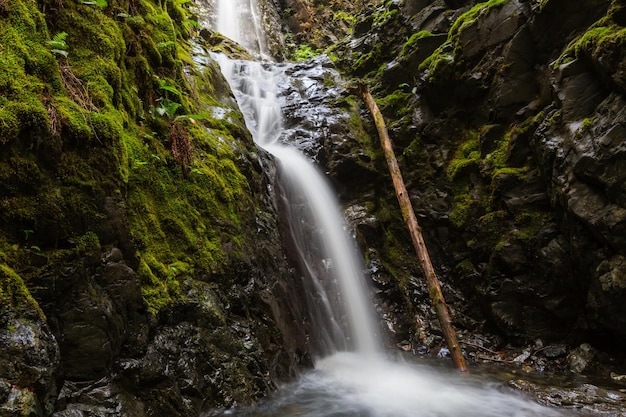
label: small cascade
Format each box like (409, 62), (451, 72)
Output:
(216, 56), (379, 356)
(213, 2), (379, 357)
(216, 0), (268, 58)
(267, 143), (379, 356)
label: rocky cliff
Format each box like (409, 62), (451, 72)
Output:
(316, 0), (626, 373)
(253, 0), (626, 394)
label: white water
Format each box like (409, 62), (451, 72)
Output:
(209, 2), (566, 416)
(216, 0), (267, 57)
(211, 352), (563, 417)
(215, 52), (379, 356)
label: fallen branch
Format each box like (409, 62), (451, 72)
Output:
(460, 340), (499, 355)
(356, 83), (468, 372)
(475, 355), (514, 364)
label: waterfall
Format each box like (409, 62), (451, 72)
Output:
(216, 0), (268, 58)
(213, 2), (379, 357)
(206, 4), (569, 417)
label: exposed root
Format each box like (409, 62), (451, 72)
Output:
(59, 63), (96, 112)
(45, 99), (61, 138)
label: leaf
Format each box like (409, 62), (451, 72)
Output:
(79, 0), (107, 7)
(159, 84), (180, 96)
(154, 98), (182, 119)
(50, 49), (69, 57)
(163, 101), (182, 119)
(158, 79), (182, 99)
(47, 32), (68, 51)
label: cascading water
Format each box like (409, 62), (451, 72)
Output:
(207, 2), (566, 416)
(214, 30), (379, 358)
(216, 0), (268, 58)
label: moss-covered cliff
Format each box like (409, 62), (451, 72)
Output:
(0, 0), (309, 415)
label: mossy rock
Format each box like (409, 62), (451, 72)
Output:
(0, 263), (44, 325)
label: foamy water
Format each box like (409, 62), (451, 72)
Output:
(207, 352), (564, 417)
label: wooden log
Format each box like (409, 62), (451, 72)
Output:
(356, 83), (468, 372)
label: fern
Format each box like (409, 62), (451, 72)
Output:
(158, 79), (181, 97)
(47, 32), (68, 57)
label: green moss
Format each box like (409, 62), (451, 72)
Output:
(373, 8), (399, 25)
(376, 89), (413, 118)
(574, 25), (626, 57)
(447, 131), (480, 180)
(0, 98), (50, 147)
(420, 0), (508, 79)
(0, 263), (44, 324)
(120, 114), (253, 312)
(0, 0), (260, 318)
(450, 0), (507, 36)
(333, 10), (357, 25)
(447, 130), (489, 229)
(400, 30), (435, 57)
(418, 47), (455, 78)
(54, 96), (93, 140)
(0, 105), (23, 144)
(290, 44), (319, 62)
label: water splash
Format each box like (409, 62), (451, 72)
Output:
(206, 352), (564, 417)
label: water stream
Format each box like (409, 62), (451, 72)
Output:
(208, 2), (567, 415)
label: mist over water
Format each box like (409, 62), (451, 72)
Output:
(209, 1), (566, 415)
(206, 352), (564, 417)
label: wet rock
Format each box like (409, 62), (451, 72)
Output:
(55, 250), (146, 380)
(510, 379), (626, 415)
(529, 0), (611, 62)
(402, 0), (436, 16)
(273, 56), (377, 190)
(555, 60), (607, 121)
(0, 319), (60, 416)
(456, 0), (524, 60)
(491, 27), (538, 111)
(0, 263), (60, 416)
(585, 255), (626, 342)
(383, 33), (447, 87)
(567, 344), (596, 374)
(53, 378), (147, 417)
(541, 344), (568, 359)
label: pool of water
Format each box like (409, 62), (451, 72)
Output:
(205, 352), (567, 417)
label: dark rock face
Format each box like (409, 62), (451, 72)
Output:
(274, 56), (377, 185)
(313, 0), (626, 371)
(0, 319), (59, 416)
(53, 250), (146, 380)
